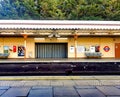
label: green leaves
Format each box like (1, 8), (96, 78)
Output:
(0, 0), (120, 20)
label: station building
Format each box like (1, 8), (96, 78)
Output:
(0, 20), (120, 59)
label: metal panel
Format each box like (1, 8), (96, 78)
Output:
(35, 43), (67, 58)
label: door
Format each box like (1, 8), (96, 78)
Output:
(115, 43), (120, 58)
(35, 43), (68, 58)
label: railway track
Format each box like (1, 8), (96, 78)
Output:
(0, 61), (120, 75)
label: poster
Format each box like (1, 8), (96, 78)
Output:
(90, 46), (95, 52)
(4, 46), (9, 53)
(77, 46), (85, 53)
(70, 46), (74, 53)
(18, 46), (25, 56)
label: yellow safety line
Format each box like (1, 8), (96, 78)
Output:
(0, 76), (94, 80)
(0, 76), (119, 81)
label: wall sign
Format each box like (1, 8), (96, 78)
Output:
(13, 46), (16, 52)
(4, 46), (9, 53)
(70, 46), (74, 53)
(90, 46), (95, 52)
(18, 46), (25, 56)
(103, 46), (110, 52)
(77, 46), (85, 53)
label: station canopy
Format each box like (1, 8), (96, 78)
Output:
(0, 20), (120, 37)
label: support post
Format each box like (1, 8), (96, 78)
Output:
(74, 34), (78, 59)
(23, 34), (27, 59)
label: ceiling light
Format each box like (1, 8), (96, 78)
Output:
(95, 32), (108, 35)
(48, 34), (54, 38)
(57, 38), (68, 40)
(114, 33), (120, 35)
(34, 38), (45, 40)
(55, 33), (60, 37)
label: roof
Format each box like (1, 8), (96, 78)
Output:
(0, 20), (120, 30)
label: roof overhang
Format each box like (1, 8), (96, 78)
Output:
(0, 20), (120, 37)
(0, 20), (120, 30)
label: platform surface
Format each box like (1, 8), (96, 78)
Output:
(0, 76), (120, 97)
(0, 58), (120, 63)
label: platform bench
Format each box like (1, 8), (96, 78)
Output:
(85, 52), (102, 58)
(0, 53), (9, 58)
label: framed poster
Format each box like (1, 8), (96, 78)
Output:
(4, 46), (9, 53)
(70, 46), (74, 53)
(77, 46), (85, 53)
(90, 46), (95, 52)
(18, 46), (25, 56)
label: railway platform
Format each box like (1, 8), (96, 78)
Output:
(0, 76), (120, 97)
(0, 58), (120, 63)
(0, 59), (119, 96)
(0, 58), (120, 75)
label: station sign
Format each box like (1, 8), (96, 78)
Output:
(103, 46), (110, 52)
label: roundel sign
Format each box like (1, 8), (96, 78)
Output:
(103, 46), (110, 52)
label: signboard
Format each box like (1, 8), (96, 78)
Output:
(70, 46), (74, 53)
(77, 46), (85, 53)
(103, 46), (110, 52)
(18, 46), (25, 56)
(90, 46), (95, 52)
(4, 46), (9, 53)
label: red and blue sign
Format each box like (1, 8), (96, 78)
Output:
(103, 46), (110, 52)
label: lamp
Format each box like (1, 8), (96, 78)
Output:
(48, 33), (54, 38)
(55, 33), (60, 37)
(48, 32), (60, 38)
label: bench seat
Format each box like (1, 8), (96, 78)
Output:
(0, 53), (9, 58)
(85, 52), (102, 58)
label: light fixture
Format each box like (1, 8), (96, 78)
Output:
(57, 38), (68, 40)
(113, 33), (120, 35)
(48, 32), (60, 38)
(48, 34), (54, 38)
(55, 33), (60, 37)
(1, 32), (15, 35)
(79, 32), (90, 35)
(95, 32), (108, 35)
(34, 38), (45, 40)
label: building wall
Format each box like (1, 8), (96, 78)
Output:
(77, 37), (115, 58)
(100, 38), (115, 58)
(33, 37), (118, 58)
(0, 37), (24, 58)
(0, 37), (119, 58)
(77, 37), (100, 58)
(26, 38), (35, 58)
(0, 37), (34, 58)
(68, 38), (75, 58)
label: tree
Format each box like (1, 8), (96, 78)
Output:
(0, 0), (19, 19)
(0, 0), (119, 20)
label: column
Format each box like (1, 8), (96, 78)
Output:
(74, 34), (78, 59)
(23, 34), (27, 59)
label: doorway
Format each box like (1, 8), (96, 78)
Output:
(115, 43), (120, 58)
(35, 43), (68, 58)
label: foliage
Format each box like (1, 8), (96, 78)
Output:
(0, 0), (120, 20)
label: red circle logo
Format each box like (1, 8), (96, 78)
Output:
(103, 46), (110, 52)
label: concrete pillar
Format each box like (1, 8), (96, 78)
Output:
(74, 34), (78, 59)
(23, 34), (27, 59)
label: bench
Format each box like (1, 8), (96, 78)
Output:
(0, 53), (9, 58)
(85, 52), (102, 58)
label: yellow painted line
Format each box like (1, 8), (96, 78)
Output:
(0, 76), (119, 81)
(0, 76), (95, 81)
(94, 76), (120, 80)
